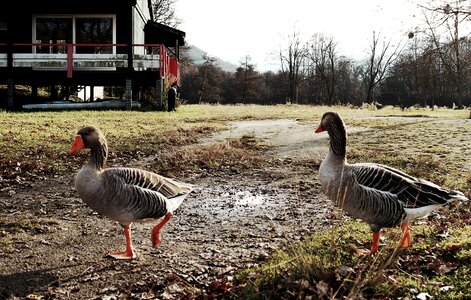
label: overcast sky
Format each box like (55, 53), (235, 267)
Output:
(175, 0), (419, 72)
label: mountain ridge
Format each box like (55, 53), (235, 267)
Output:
(182, 45), (238, 72)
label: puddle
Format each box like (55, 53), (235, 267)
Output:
(184, 186), (293, 221)
(233, 191), (265, 206)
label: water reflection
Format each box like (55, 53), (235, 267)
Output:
(234, 191), (265, 206)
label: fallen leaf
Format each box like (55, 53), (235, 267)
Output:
(416, 292), (431, 300)
(443, 244), (463, 252)
(439, 285), (454, 292)
(434, 261), (458, 275)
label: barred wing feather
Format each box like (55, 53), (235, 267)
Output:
(351, 163), (461, 208)
(104, 167), (193, 198)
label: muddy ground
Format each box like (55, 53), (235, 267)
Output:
(0, 119), (342, 299)
(1, 117), (469, 299)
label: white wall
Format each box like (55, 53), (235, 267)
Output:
(133, 0), (150, 55)
(78, 86), (104, 101)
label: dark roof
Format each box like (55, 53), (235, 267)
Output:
(144, 21), (185, 47)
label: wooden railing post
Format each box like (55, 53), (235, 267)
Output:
(6, 41), (14, 109)
(67, 44), (73, 78)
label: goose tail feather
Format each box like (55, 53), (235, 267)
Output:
(450, 190), (469, 202)
(166, 192), (192, 213)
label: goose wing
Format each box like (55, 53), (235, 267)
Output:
(349, 163), (454, 208)
(97, 167), (192, 221)
(104, 167), (193, 198)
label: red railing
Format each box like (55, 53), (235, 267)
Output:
(0, 43), (177, 79)
(159, 44), (168, 79)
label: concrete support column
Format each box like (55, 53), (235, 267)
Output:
(90, 86), (95, 102)
(32, 85), (38, 100)
(7, 79), (14, 109)
(125, 79), (132, 109)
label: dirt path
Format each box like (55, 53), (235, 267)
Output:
(1, 118), (344, 299)
(199, 119), (367, 160)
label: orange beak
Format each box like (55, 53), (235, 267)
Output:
(315, 125), (324, 133)
(70, 135), (85, 153)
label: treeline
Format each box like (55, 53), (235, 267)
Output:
(178, 35), (471, 108)
(177, 2), (471, 109)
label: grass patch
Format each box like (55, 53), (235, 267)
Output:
(233, 222), (370, 299)
(232, 214), (471, 299)
(231, 221), (418, 299)
(7, 103), (453, 185)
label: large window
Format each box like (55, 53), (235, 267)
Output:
(0, 12), (7, 31)
(76, 17), (113, 54)
(34, 15), (114, 54)
(35, 17), (72, 53)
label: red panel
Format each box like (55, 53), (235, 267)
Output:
(169, 57), (179, 82)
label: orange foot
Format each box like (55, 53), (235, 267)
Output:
(152, 232), (162, 248)
(355, 248), (373, 256)
(151, 212), (173, 248)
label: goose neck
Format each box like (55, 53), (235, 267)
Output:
(328, 125), (346, 159)
(88, 140), (108, 170)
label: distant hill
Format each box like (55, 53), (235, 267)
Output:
(182, 45), (238, 73)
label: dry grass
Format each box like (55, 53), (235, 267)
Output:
(148, 135), (268, 177)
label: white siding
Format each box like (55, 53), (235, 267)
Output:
(133, 0), (150, 55)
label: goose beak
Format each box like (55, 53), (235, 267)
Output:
(315, 126), (324, 133)
(70, 135), (85, 153)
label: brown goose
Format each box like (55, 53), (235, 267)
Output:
(70, 126), (193, 259)
(315, 112), (468, 255)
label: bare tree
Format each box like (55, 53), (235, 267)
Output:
(152, 0), (181, 27)
(260, 71), (286, 104)
(195, 55), (223, 104)
(279, 29), (308, 104)
(336, 57), (362, 105)
(420, 0), (471, 109)
(307, 34), (340, 105)
(234, 55), (261, 103)
(362, 31), (402, 104)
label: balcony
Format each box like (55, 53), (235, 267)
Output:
(0, 43), (173, 78)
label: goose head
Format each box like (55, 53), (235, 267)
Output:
(70, 126), (107, 153)
(315, 112), (345, 134)
(70, 126), (108, 169)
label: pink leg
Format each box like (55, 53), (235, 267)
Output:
(371, 231), (380, 254)
(399, 223), (412, 249)
(355, 231), (380, 256)
(108, 225), (136, 260)
(151, 212), (173, 248)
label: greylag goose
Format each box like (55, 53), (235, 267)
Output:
(315, 112), (468, 255)
(70, 126), (193, 259)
